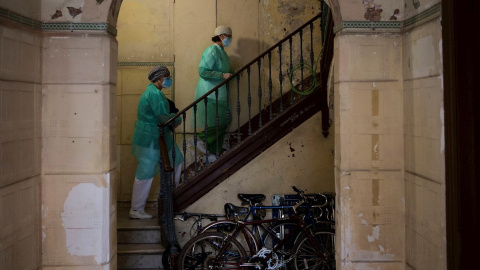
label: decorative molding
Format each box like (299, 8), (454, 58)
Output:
(42, 22), (117, 36)
(0, 8), (42, 28)
(0, 7), (117, 36)
(334, 21), (400, 32)
(334, 3), (441, 33)
(118, 62), (174, 67)
(403, 3), (441, 28)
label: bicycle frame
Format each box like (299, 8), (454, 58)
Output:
(217, 215), (319, 264)
(205, 201), (324, 247)
(174, 212), (227, 237)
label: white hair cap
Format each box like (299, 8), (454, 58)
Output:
(214, 26), (232, 36)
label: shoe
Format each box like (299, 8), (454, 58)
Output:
(202, 154), (217, 164)
(189, 138), (207, 154)
(129, 209), (153, 219)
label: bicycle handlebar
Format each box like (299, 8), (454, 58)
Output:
(291, 186), (329, 211)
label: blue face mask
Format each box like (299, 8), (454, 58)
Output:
(162, 77), (172, 89)
(222, 37), (232, 47)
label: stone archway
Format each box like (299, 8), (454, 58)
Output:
(37, 0), (447, 269)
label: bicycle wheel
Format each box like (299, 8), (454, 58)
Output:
(262, 220), (300, 249)
(260, 221), (299, 269)
(177, 231), (248, 270)
(201, 220), (259, 257)
(289, 230), (335, 270)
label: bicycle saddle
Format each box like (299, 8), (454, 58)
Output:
(224, 203), (249, 218)
(237, 194), (266, 205)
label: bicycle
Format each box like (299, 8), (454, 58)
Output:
(174, 211), (228, 238)
(163, 211), (228, 269)
(178, 188), (335, 269)
(199, 187), (333, 258)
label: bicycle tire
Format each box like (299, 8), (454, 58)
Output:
(177, 231), (248, 270)
(260, 220), (300, 269)
(262, 220), (300, 249)
(161, 243), (181, 270)
(289, 230), (335, 270)
(200, 219), (259, 257)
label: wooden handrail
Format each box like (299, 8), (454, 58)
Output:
(158, 127), (173, 172)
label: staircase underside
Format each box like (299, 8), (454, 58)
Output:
(173, 86), (325, 211)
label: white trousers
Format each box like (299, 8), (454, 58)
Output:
(131, 163), (183, 211)
(131, 177), (153, 211)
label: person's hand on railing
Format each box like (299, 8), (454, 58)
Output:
(222, 73), (232, 79)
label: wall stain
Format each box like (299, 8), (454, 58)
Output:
(288, 142), (295, 152)
(363, 0), (383, 21)
(413, 0), (421, 9)
(277, 0), (306, 17)
(67, 7), (82, 18)
(390, 9), (400, 20)
(51, 9), (62, 20)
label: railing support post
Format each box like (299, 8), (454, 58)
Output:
(158, 125), (179, 268)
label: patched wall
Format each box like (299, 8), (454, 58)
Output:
(41, 28), (117, 270)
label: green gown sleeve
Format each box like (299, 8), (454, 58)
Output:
(198, 46), (228, 80)
(150, 91), (181, 128)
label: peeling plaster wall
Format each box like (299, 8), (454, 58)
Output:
(41, 28), (118, 269)
(259, 0), (323, 105)
(42, 0), (117, 23)
(404, 0), (440, 20)
(0, 10), (43, 270)
(329, 0), (446, 269)
(336, 0), (404, 22)
(334, 32), (406, 269)
(42, 173), (116, 268)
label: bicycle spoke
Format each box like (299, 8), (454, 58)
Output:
(178, 232), (247, 270)
(291, 231), (335, 270)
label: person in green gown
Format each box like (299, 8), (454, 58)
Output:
(190, 26), (234, 163)
(130, 65), (183, 219)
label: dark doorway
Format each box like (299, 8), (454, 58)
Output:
(443, 0), (480, 269)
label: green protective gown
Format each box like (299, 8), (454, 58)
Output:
(192, 44), (233, 154)
(132, 83), (183, 180)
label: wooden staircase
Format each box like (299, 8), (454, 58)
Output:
(172, 8), (334, 212)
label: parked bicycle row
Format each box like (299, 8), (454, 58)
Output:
(164, 186), (336, 269)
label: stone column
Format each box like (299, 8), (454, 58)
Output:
(41, 31), (118, 269)
(333, 31), (405, 269)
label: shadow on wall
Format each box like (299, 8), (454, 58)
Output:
(228, 37), (263, 72)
